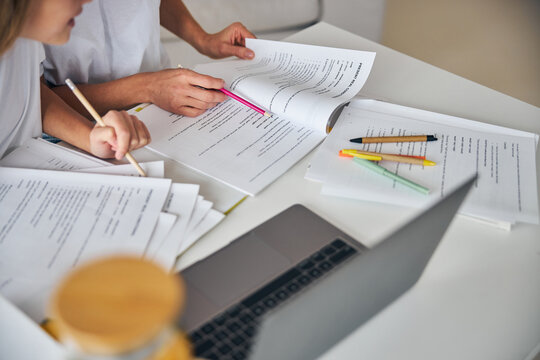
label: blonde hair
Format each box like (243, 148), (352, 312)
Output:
(0, 0), (32, 55)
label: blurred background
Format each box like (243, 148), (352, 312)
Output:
(165, 0), (540, 107)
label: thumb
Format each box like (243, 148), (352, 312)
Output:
(222, 43), (254, 60)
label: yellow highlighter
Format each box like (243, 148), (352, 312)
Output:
(341, 149), (436, 166)
(339, 150), (382, 161)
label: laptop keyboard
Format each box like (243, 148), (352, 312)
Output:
(188, 238), (359, 360)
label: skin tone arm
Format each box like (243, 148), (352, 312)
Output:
(41, 81), (150, 160)
(49, 0), (256, 118)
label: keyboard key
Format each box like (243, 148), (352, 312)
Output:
(239, 313), (253, 324)
(299, 259), (315, 270)
(329, 247), (357, 264)
(214, 313), (227, 326)
(276, 290), (288, 300)
(195, 339), (214, 354)
(214, 330), (227, 342)
(287, 283), (299, 292)
(319, 261), (333, 271)
(309, 268), (322, 278)
(227, 321), (241, 333)
(322, 244), (337, 255)
(190, 331), (202, 342)
(298, 275), (311, 285)
(332, 239), (346, 249)
(251, 305), (265, 316)
(232, 351), (246, 360)
(244, 326), (256, 337)
(218, 344), (232, 355)
(263, 298), (276, 308)
(231, 335), (246, 346)
(227, 305), (242, 317)
(241, 268), (301, 307)
(204, 352), (219, 360)
(201, 323), (215, 334)
(311, 252), (325, 262)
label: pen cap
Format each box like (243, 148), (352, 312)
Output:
(48, 256), (187, 356)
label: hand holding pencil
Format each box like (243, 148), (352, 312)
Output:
(66, 79), (149, 176)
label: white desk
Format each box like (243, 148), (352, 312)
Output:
(174, 23), (540, 360)
(2, 22), (538, 360)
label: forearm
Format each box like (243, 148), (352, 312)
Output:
(40, 82), (94, 153)
(49, 72), (154, 117)
(160, 0), (208, 52)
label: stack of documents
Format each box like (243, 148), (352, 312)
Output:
(0, 139), (224, 321)
(306, 99), (539, 226)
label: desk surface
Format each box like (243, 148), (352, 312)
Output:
(2, 22), (538, 360)
(175, 23), (540, 360)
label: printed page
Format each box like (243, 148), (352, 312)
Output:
(75, 161), (165, 178)
(0, 167), (171, 320)
(310, 102), (539, 224)
(133, 102), (326, 195)
(195, 39), (376, 131)
(0, 138), (110, 170)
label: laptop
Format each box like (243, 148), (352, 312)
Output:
(177, 176), (476, 360)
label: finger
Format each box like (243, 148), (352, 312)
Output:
(122, 112), (140, 151)
(132, 115), (150, 147)
(187, 83), (228, 103)
(103, 111), (131, 160)
(187, 71), (226, 91)
(184, 95), (224, 110)
(220, 43), (254, 60)
(178, 106), (206, 117)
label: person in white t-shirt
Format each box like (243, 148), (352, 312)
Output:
(0, 0), (150, 160)
(43, 0), (256, 117)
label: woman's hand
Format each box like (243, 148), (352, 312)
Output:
(147, 68), (228, 116)
(89, 110), (151, 160)
(197, 22), (256, 60)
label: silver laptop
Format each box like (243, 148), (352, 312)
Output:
(177, 176), (476, 360)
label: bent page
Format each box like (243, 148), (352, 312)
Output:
(0, 167), (171, 320)
(194, 38), (376, 131)
(133, 102), (326, 195)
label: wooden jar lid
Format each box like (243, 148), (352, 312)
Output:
(49, 256), (184, 355)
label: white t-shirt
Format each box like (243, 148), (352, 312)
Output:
(43, 0), (170, 85)
(0, 38), (45, 158)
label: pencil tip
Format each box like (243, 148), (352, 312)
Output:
(427, 135), (438, 141)
(264, 112), (272, 117)
(349, 138), (363, 143)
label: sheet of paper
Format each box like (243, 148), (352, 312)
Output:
(0, 167), (171, 320)
(0, 138), (110, 170)
(178, 209), (225, 255)
(144, 212), (177, 270)
(0, 295), (66, 360)
(309, 100), (539, 224)
(145, 183), (200, 270)
(195, 38), (376, 131)
(76, 161), (165, 178)
(185, 196), (213, 237)
(133, 102), (326, 195)
(132, 39), (375, 195)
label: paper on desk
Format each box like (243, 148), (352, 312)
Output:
(75, 161), (165, 178)
(0, 167), (171, 321)
(185, 196), (213, 237)
(178, 208), (225, 255)
(145, 183), (200, 270)
(308, 100), (539, 224)
(144, 212), (177, 270)
(0, 138), (110, 170)
(0, 295), (66, 360)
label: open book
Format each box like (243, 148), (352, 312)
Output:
(132, 39), (375, 195)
